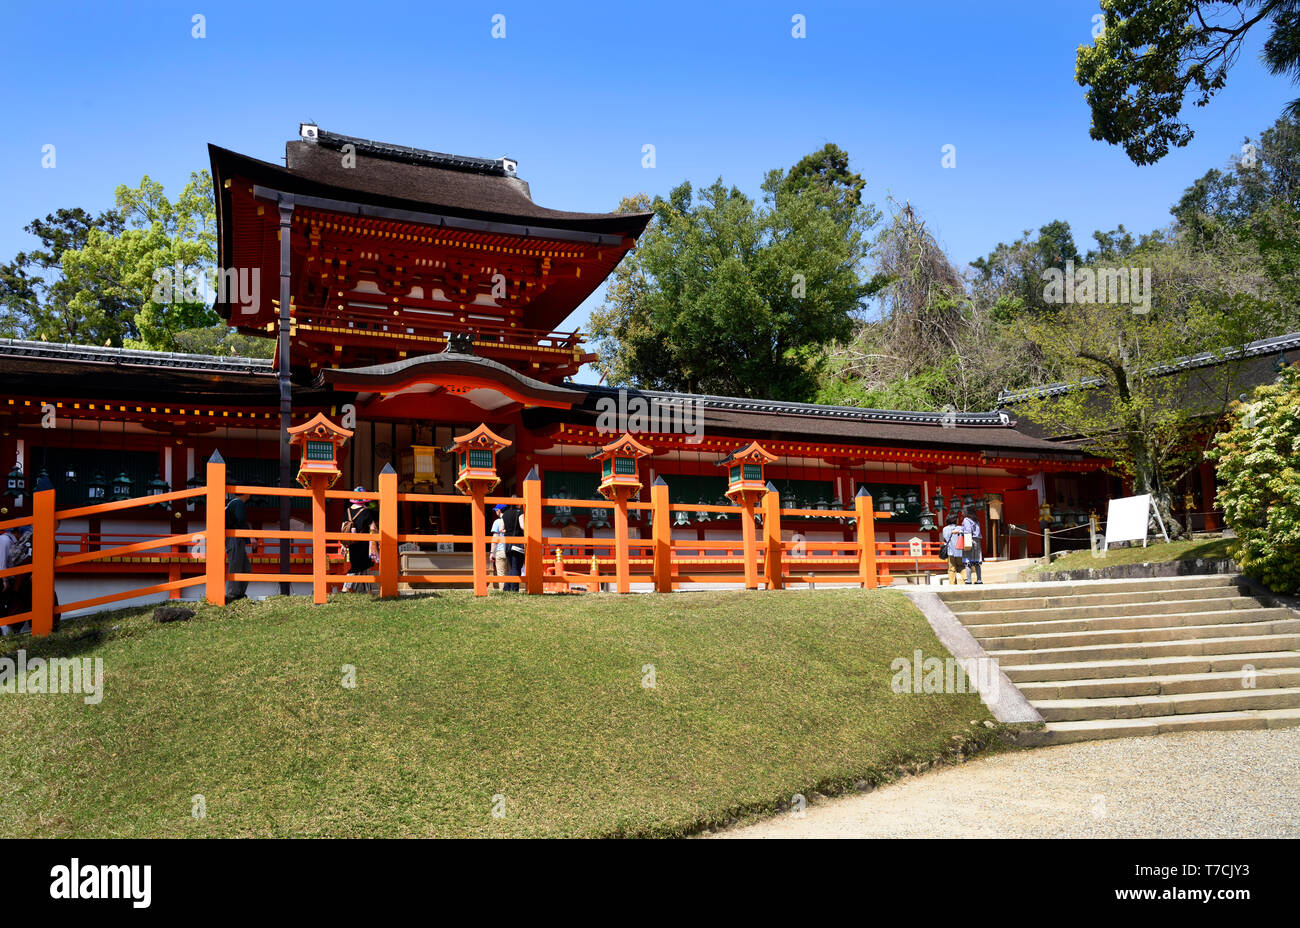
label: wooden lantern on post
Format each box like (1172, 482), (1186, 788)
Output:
(447, 424), (512, 596)
(287, 413), (352, 489)
(286, 413), (353, 605)
(588, 433), (652, 594)
(717, 441), (776, 590)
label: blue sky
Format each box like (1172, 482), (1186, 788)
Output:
(1, 0), (1291, 379)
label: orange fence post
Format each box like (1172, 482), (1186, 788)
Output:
(470, 489), (488, 596)
(740, 497), (759, 590)
(651, 477), (671, 593)
(856, 488), (878, 589)
(763, 482), (783, 591)
(613, 490), (631, 594)
(523, 467), (543, 594)
(30, 488), (56, 636)
(205, 452), (227, 606)
(310, 476), (328, 605)
(378, 464), (398, 598)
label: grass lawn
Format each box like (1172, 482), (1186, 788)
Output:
(1034, 537), (1237, 573)
(0, 589), (1002, 838)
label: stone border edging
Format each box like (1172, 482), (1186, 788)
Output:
(902, 589), (1044, 725)
(1029, 557), (1238, 583)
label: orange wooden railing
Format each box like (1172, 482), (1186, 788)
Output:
(7, 455), (962, 637)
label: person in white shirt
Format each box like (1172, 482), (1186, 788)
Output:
(490, 504), (508, 580)
(940, 513), (965, 586)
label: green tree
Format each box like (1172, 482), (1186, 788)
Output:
(590, 145), (880, 400)
(0, 172), (220, 351)
(1208, 361), (1300, 592)
(969, 219), (1081, 319)
(1077, 1), (1300, 165)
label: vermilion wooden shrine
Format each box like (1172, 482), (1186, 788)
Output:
(0, 125), (1116, 611)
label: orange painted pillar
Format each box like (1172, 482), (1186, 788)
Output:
(205, 453), (227, 606)
(523, 468), (543, 594)
(613, 488), (631, 593)
(651, 477), (671, 593)
(471, 489), (488, 596)
(378, 464), (398, 598)
(856, 490), (878, 589)
(740, 497), (758, 590)
(310, 475), (328, 605)
(30, 488), (56, 637)
(763, 483), (783, 591)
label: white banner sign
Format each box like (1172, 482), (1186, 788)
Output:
(1103, 493), (1168, 549)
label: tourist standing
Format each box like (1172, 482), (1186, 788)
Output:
(490, 504), (508, 582)
(343, 489), (377, 592)
(961, 507), (984, 584)
(941, 513), (965, 586)
(502, 503), (524, 591)
(225, 491), (252, 601)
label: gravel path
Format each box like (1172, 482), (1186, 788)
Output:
(711, 728), (1300, 838)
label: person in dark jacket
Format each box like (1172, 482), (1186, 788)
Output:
(501, 503), (524, 591)
(225, 492), (252, 601)
(343, 489), (377, 592)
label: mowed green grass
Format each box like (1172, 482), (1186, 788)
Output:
(0, 589), (995, 837)
(1036, 537), (1236, 573)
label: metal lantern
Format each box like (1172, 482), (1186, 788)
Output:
(551, 490), (575, 527)
(815, 496), (829, 520)
(830, 496), (844, 523)
(588, 507), (611, 530)
(186, 471), (203, 512)
(905, 488), (919, 509)
(949, 495), (961, 513)
(694, 498), (712, 523)
(918, 508), (937, 532)
(931, 490), (944, 512)
(87, 471), (107, 501)
(673, 508), (691, 528)
(111, 471), (134, 501)
(878, 489), (895, 512)
(892, 493), (907, 513)
(148, 472), (169, 506)
(5, 463), (24, 496)
(715, 495), (733, 518)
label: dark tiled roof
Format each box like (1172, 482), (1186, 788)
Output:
(998, 331), (1300, 405)
(0, 339), (272, 374)
(562, 384), (1081, 457)
(312, 129), (512, 177)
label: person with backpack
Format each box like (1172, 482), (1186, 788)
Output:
(961, 507), (984, 585)
(341, 488), (377, 593)
(940, 512), (965, 586)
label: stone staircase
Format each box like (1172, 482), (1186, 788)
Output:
(937, 575), (1300, 745)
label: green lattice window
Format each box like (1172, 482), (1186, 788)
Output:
(305, 440), (334, 462)
(743, 463), (763, 481)
(469, 448), (494, 469)
(614, 457), (637, 475)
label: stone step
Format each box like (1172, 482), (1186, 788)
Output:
(979, 615), (1300, 652)
(957, 595), (1268, 625)
(938, 573), (1239, 604)
(966, 607), (1283, 639)
(1032, 686), (1300, 722)
(993, 632), (1300, 666)
(948, 584), (1248, 614)
(1019, 707), (1300, 746)
(1017, 666), (1300, 699)
(1002, 650), (1300, 683)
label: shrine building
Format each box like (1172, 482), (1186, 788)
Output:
(0, 126), (1112, 600)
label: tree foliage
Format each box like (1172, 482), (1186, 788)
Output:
(0, 171), (241, 353)
(1208, 361), (1300, 592)
(589, 145), (881, 399)
(1077, 1), (1300, 165)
